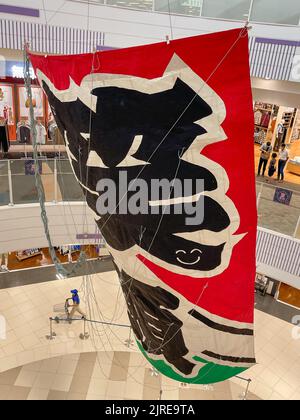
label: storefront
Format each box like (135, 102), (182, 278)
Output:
(255, 273), (300, 310)
(254, 99), (300, 182)
(0, 244), (110, 273)
(0, 57), (66, 157)
(0, 74), (64, 145)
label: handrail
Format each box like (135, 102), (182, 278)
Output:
(1, 157), (299, 238)
(69, 0), (300, 28)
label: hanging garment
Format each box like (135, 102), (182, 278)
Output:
(254, 110), (262, 125)
(48, 121), (58, 141)
(30, 28), (257, 384)
(257, 130), (266, 144)
(0, 125), (9, 153)
(20, 125), (31, 144)
(36, 123), (47, 144)
(260, 112), (271, 128)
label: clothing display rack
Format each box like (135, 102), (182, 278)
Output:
(16, 248), (42, 261)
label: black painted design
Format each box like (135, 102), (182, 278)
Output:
(189, 309), (254, 336)
(202, 351), (256, 365)
(115, 265), (195, 375)
(42, 76), (231, 273)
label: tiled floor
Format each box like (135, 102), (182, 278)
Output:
(0, 351), (260, 401)
(255, 293), (300, 324)
(0, 270), (299, 400)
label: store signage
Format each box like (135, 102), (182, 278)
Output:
(25, 160), (42, 176)
(0, 5), (40, 18)
(0, 61), (36, 79)
(273, 188), (293, 206)
(183, 0), (202, 6)
(11, 65), (35, 79)
(76, 233), (103, 240)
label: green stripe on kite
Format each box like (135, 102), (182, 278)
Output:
(137, 341), (248, 385)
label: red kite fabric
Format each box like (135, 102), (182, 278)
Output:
(30, 27), (257, 384)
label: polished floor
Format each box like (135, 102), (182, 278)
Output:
(254, 144), (300, 186)
(0, 271), (300, 400)
(0, 351), (259, 401)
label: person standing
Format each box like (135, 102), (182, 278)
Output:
(268, 153), (277, 177)
(69, 289), (86, 320)
(257, 141), (272, 177)
(277, 144), (289, 182)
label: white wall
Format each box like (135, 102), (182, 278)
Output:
(0, 202), (98, 253)
(1, 0), (300, 49)
(251, 77), (300, 108)
(256, 263), (300, 291)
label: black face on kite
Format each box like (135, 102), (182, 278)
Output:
(42, 75), (232, 274)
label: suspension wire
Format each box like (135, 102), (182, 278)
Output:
(167, 0), (174, 40)
(30, 14), (253, 384)
(97, 24), (250, 235)
(23, 54), (87, 278)
(23, 1), (103, 279)
(81, 274), (182, 393)
(42, 0), (68, 27)
(69, 22), (254, 370)
(88, 22), (255, 364)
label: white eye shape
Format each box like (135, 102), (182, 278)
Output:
(86, 150), (108, 168)
(117, 135), (150, 167)
(80, 133), (90, 141)
(176, 249), (203, 266)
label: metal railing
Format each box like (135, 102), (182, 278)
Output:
(0, 158), (85, 206)
(1, 158), (300, 239)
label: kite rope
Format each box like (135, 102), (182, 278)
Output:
(27, 13), (254, 384)
(23, 49), (87, 279)
(41, 0), (145, 383)
(23, 0), (98, 278)
(38, 0), (130, 332)
(98, 24), (250, 234)
(67, 23), (255, 368)
(94, 24), (255, 361)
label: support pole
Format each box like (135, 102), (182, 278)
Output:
(54, 158), (58, 203)
(79, 318), (90, 340)
(293, 215), (300, 238)
(244, 378), (252, 401)
(236, 375), (252, 400)
(46, 318), (56, 340)
(257, 182), (263, 208)
(7, 160), (14, 206)
(125, 327), (134, 348)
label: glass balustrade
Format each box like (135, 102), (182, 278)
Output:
(69, 0), (300, 25)
(0, 158), (300, 239)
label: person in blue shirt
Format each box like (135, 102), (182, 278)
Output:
(69, 289), (86, 320)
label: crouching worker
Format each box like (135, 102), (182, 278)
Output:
(69, 289), (86, 320)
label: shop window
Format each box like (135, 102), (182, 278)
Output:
(106, 0), (153, 11)
(250, 0), (300, 25)
(154, 0), (202, 16)
(201, 0), (251, 20)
